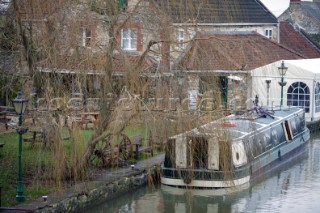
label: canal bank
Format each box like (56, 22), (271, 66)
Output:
(86, 135), (320, 213)
(1, 154), (164, 213)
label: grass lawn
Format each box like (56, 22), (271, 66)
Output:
(0, 121), (172, 207)
(0, 129), (92, 207)
(0, 132), (52, 206)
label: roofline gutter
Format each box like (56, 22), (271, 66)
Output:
(37, 67), (174, 77)
(300, 29), (320, 51)
(278, 22), (280, 43)
(172, 23), (278, 27)
(175, 70), (250, 75)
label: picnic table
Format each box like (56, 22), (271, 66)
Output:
(75, 111), (99, 129)
(80, 112), (99, 121)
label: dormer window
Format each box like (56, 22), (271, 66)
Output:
(265, 29), (273, 39)
(176, 30), (184, 48)
(80, 27), (92, 47)
(121, 28), (137, 51)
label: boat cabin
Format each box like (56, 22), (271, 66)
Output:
(162, 107), (308, 186)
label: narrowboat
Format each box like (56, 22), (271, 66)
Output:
(160, 105), (310, 188)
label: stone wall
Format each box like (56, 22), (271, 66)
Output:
(33, 167), (160, 213)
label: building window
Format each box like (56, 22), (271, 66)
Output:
(80, 27), (92, 47)
(118, 0), (128, 11)
(265, 29), (273, 39)
(287, 82), (310, 113)
(176, 30), (184, 48)
(121, 28), (137, 51)
(315, 82), (320, 112)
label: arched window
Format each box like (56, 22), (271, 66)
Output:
(287, 82), (310, 113)
(315, 82), (320, 112)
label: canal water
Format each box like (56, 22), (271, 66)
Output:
(88, 134), (320, 213)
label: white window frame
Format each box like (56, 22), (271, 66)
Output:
(80, 27), (92, 47)
(265, 29), (273, 39)
(287, 81), (310, 113)
(176, 30), (184, 48)
(121, 28), (137, 51)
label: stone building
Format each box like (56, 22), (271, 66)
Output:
(172, 32), (305, 111)
(7, 0), (313, 111)
(279, 0), (320, 34)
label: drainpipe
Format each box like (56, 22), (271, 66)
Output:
(278, 22), (280, 44)
(312, 79), (315, 122)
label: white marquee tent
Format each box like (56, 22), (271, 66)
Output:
(251, 58), (320, 123)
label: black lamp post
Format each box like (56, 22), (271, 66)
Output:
(12, 88), (29, 202)
(265, 79), (271, 107)
(278, 61), (288, 109)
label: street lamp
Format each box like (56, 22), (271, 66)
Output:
(278, 61), (288, 109)
(12, 88), (29, 202)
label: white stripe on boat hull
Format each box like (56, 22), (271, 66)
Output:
(161, 176), (250, 188)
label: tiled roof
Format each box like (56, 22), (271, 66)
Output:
(300, 2), (320, 22)
(18, 0), (66, 20)
(154, 0), (277, 24)
(112, 53), (158, 73)
(174, 32), (304, 71)
(0, 50), (18, 75)
(36, 52), (158, 74)
(280, 22), (320, 58)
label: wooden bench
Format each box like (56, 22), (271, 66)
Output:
(0, 111), (10, 130)
(132, 135), (154, 160)
(23, 129), (47, 147)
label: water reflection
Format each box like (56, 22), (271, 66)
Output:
(89, 136), (320, 213)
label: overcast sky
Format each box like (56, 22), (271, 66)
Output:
(260, 0), (290, 17)
(0, 0), (314, 18)
(260, 0), (314, 17)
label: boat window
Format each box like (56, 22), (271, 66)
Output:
(245, 137), (255, 159)
(294, 116), (302, 133)
(315, 82), (320, 112)
(252, 135), (263, 157)
(261, 134), (267, 152)
(274, 124), (286, 144)
(290, 118), (298, 136)
(299, 113), (305, 130)
(271, 130), (279, 146)
(264, 133), (272, 151)
(232, 142), (248, 167)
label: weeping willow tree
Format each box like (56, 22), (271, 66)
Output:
(1, 0), (251, 185)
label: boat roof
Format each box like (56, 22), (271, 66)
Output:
(172, 107), (303, 141)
